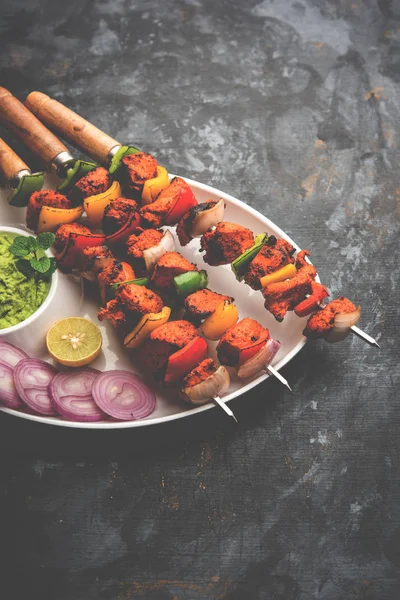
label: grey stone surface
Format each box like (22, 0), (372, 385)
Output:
(0, 1), (399, 599)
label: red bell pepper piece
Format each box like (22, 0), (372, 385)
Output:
(106, 210), (142, 245)
(294, 282), (329, 317)
(56, 232), (106, 268)
(164, 336), (208, 384)
(164, 185), (197, 225)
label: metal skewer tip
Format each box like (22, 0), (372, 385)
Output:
(265, 365), (293, 393)
(214, 396), (238, 423)
(351, 325), (381, 348)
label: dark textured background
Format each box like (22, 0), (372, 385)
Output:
(0, 1), (399, 599)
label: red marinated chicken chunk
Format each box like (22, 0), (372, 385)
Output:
(102, 197), (139, 235)
(121, 152), (158, 199)
(97, 260), (135, 305)
(217, 318), (270, 367)
(262, 250), (317, 321)
(244, 237), (296, 290)
(200, 222), (254, 266)
(303, 297), (357, 338)
(125, 228), (164, 272)
(151, 252), (197, 290)
(98, 283), (164, 336)
(184, 289), (234, 320)
(71, 167), (112, 200)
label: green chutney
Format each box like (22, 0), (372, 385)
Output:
(0, 233), (51, 330)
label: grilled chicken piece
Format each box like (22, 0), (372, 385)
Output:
(125, 227), (164, 270)
(98, 283), (163, 335)
(102, 197), (139, 235)
(97, 299), (131, 335)
(184, 289), (234, 321)
(121, 152), (158, 200)
(78, 245), (115, 281)
(200, 222), (254, 266)
(303, 297), (357, 338)
(151, 251), (197, 290)
(26, 190), (72, 232)
(141, 320), (198, 375)
(244, 237), (296, 290)
(179, 358), (218, 401)
(115, 283), (164, 316)
(217, 318), (270, 367)
(69, 167), (112, 202)
(97, 260), (135, 305)
(140, 177), (190, 228)
(262, 250), (317, 321)
(53, 222), (91, 254)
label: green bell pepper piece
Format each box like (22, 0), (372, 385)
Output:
(231, 233), (268, 281)
(173, 270), (208, 297)
(9, 171), (44, 207)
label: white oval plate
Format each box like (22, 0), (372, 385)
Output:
(0, 176), (312, 428)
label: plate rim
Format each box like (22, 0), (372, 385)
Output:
(0, 176), (309, 429)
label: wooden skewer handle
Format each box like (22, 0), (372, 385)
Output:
(0, 87), (69, 169)
(0, 136), (30, 182)
(25, 91), (121, 165)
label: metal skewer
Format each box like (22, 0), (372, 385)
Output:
(214, 396), (238, 423)
(351, 325), (381, 348)
(264, 365), (293, 393)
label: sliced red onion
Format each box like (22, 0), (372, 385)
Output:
(0, 363), (23, 409)
(14, 359), (58, 415)
(324, 306), (361, 343)
(191, 198), (225, 237)
(0, 341), (29, 369)
(237, 339), (281, 379)
(182, 366), (230, 405)
(143, 230), (175, 272)
(49, 368), (106, 422)
(92, 370), (156, 420)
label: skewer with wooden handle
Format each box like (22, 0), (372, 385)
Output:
(25, 91), (138, 172)
(0, 87), (97, 192)
(0, 136), (44, 206)
(0, 87), (76, 174)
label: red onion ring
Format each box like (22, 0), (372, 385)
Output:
(14, 359), (58, 415)
(92, 370), (156, 420)
(49, 368), (106, 422)
(0, 341), (29, 369)
(0, 363), (23, 409)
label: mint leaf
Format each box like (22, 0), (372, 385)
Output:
(41, 257), (57, 278)
(9, 244), (30, 258)
(16, 259), (35, 278)
(37, 232), (55, 250)
(30, 256), (51, 273)
(12, 236), (32, 250)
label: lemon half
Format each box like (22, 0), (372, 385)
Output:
(46, 317), (102, 367)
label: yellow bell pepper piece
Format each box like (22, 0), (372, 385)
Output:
(200, 300), (239, 341)
(84, 180), (122, 229)
(37, 205), (84, 233)
(124, 306), (171, 348)
(141, 166), (170, 205)
(260, 263), (297, 288)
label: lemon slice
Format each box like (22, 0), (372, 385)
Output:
(46, 318), (102, 367)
